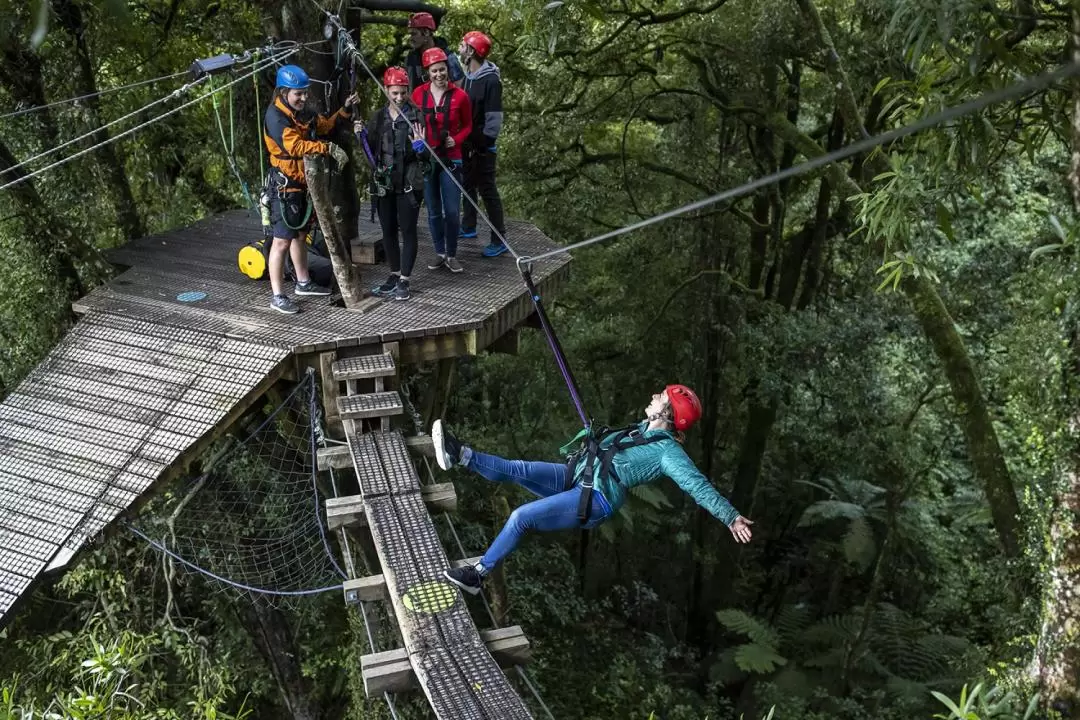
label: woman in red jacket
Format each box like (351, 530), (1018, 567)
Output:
(411, 47), (471, 273)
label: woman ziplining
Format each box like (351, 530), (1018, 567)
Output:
(434, 384), (754, 595)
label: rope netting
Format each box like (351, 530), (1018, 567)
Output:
(130, 372), (344, 605)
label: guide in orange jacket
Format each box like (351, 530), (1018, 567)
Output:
(262, 64), (356, 315)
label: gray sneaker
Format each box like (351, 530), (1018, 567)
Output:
(392, 279), (411, 301)
(427, 254), (447, 270)
(270, 294), (299, 314)
(295, 280), (330, 296)
(446, 257), (463, 273)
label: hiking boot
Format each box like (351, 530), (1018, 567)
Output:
(270, 294), (299, 314)
(294, 280), (331, 296)
(372, 274), (399, 296)
(481, 242), (508, 258)
(392, 279), (411, 301)
(444, 564), (484, 596)
(431, 419), (463, 471)
(427, 254), (447, 270)
(459, 228), (478, 239)
(446, 257), (463, 273)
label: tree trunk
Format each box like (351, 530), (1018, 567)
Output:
(51, 0), (145, 240)
(0, 138), (100, 296)
(902, 273), (1022, 557)
(1034, 9), (1080, 711)
(237, 596), (323, 720)
(488, 495), (512, 628)
(793, 0), (1025, 558)
(304, 155), (365, 307)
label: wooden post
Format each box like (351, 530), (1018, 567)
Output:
(304, 154), (365, 308)
(319, 351), (344, 439)
(489, 494), (511, 628)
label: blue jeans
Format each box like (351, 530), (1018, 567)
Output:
(466, 451), (613, 570)
(423, 161), (462, 258)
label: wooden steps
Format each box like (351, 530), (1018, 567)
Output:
(361, 626), (532, 695)
(326, 483), (457, 530)
(332, 353), (396, 381)
(337, 392), (403, 420)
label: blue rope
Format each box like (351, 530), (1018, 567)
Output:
(126, 523), (343, 597)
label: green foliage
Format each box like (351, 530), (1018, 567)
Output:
(931, 683), (1039, 720)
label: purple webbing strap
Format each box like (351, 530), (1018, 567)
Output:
(519, 264), (589, 428)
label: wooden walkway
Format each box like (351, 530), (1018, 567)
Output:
(328, 351), (535, 718)
(0, 208), (570, 635)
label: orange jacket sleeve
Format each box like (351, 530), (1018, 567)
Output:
(315, 108), (349, 136)
(281, 124), (329, 158)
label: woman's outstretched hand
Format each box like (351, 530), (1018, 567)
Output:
(729, 516), (754, 543)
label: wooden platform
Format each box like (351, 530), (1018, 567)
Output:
(75, 209), (570, 361)
(0, 208), (571, 630)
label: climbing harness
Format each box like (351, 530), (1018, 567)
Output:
(561, 424), (669, 523)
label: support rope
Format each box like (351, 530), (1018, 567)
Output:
(0, 70), (189, 120)
(0, 49), (295, 192)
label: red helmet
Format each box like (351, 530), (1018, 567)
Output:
(666, 384), (702, 431)
(462, 30), (492, 59)
(421, 47), (448, 68)
(408, 12), (436, 30)
(382, 66), (409, 88)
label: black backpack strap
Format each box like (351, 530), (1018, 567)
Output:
(578, 426), (667, 525)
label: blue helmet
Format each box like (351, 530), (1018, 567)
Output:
(275, 65), (310, 90)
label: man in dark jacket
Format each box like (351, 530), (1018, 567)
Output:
(458, 30), (507, 257)
(405, 12), (463, 90)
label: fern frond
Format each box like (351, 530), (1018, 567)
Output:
(716, 609), (779, 646)
(773, 604), (813, 645)
(843, 515), (876, 571)
(733, 643), (787, 674)
(798, 500), (865, 527)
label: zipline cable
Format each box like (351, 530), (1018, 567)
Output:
(0, 70), (190, 120)
(519, 60), (1080, 264)
(0, 49), (296, 193)
(1, 76), (211, 178)
(318, 8), (522, 261)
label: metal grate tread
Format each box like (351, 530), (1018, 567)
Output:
(332, 353), (396, 381)
(338, 392), (403, 420)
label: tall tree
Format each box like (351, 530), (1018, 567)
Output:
(50, 0), (145, 240)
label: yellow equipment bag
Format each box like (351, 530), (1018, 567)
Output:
(238, 239), (268, 280)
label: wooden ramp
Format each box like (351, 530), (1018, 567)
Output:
(0, 312), (289, 620)
(329, 360), (535, 718)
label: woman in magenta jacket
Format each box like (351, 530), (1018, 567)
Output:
(412, 47), (472, 273)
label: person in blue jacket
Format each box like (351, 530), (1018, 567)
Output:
(434, 384), (754, 594)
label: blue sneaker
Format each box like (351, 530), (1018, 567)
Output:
(481, 242), (508, 258)
(459, 228), (478, 239)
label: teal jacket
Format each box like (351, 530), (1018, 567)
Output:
(569, 422), (741, 526)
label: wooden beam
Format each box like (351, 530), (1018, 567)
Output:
(319, 351), (344, 438)
(326, 483), (457, 529)
(487, 327), (519, 356)
(343, 556), (480, 603)
(318, 434), (432, 468)
(360, 625), (532, 696)
(397, 332), (471, 365)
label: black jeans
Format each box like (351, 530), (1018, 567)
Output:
(461, 148), (505, 243)
(376, 191), (420, 277)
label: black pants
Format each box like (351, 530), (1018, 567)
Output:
(461, 148), (505, 243)
(376, 191), (420, 277)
